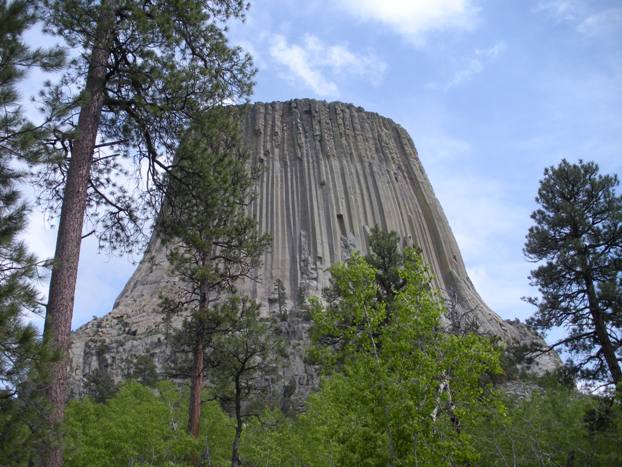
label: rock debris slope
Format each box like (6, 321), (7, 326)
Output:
(69, 99), (558, 402)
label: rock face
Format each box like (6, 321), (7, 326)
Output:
(69, 99), (558, 403)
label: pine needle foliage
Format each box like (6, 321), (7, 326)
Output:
(524, 159), (622, 394)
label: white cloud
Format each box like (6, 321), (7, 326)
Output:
(533, 0), (579, 22)
(428, 41), (506, 90)
(577, 7), (622, 38)
(269, 35), (338, 96)
(535, 1), (622, 42)
(269, 34), (386, 97)
(336, 0), (479, 46)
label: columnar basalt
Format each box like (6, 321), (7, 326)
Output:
(69, 99), (558, 404)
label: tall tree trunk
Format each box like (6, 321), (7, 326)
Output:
(42, 2), (115, 466)
(583, 270), (622, 389)
(188, 331), (205, 438)
(189, 279), (209, 466)
(231, 375), (242, 467)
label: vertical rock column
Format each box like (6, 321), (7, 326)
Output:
(69, 99), (559, 403)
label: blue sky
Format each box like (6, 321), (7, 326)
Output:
(21, 0), (622, 347)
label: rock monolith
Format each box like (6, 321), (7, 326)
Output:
(69, 100), (558, 404)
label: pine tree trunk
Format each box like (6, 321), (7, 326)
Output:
(42, 2), (115, 466)
(578, 244), (622, 388)
(188, 331), (205, 466)
(189, 279), (209, 466)
(583, 269), (622, 390)
(188, 333), (205, 438)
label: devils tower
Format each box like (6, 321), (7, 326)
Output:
(69, 99), (558, 401)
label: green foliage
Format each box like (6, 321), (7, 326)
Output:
(64, 381), (238, 466)
(524, 159), (622, 391)
(0, 0), (63, 156)
(83, 367), (118, 403)
(35, 0), (255, 252)
(209, 296), (283, 414)
(159, 109), (269, 297)
(365, 226), (405, 303)
(245, 230), (502, 466)
(157, 110), (269, 366)
(209, 296), (284, 466)
(240, 409), (329, 466)
(471, 383), (622, 466)
(158, 107), (269, 451)
(0, 1), (62, 464)
(59, 379), (622, 467)
(132, 354), (159, 387)
(65, 381), (190, 466)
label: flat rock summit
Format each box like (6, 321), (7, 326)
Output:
(69, 99), (558, 402)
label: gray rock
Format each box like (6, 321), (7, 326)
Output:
(69, 99), (559, 403)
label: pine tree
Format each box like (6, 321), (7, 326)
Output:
(158, 108), (269, 452)
(131, 354), (158, 387)
(32, 2), (255, 463)
(83, 367), (117, 403)
(524, 159), (622, 395)
(208, 297), (283, 467)
(0, 1), (62, 463)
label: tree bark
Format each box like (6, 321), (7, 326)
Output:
(189, 279), (209, 466)
(577, 240), (622, 388)
(42, 2), (115, 466)
(188, 331), (205, 438)
(583, 269), (622, 389)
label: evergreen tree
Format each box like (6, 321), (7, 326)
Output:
(83, 368), (117, 403)
(131, 354), (159, 387)
(0, 1), (62, 463)
(365, 226), (404, 304)
(32, 2), (254, 463)
(209, 297), (283, 467)
(524, 159), (622, 395)
(158, 108), (269, 450)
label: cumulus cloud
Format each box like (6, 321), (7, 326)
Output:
(428, 41), (506, 91)
(336, 0), (479, 46)
(269, 34), (386, 97)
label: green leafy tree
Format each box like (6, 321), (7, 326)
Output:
(64, 381), (204, 466)
(304, 230), (502, 466)
(209, 296), (283, 467)
(0, 1), (62, 464)
(524, 159), (622, 394)
(34, 2), (254, 463)
(158, 108), (269, 450)
(472, 382), (622, 466)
